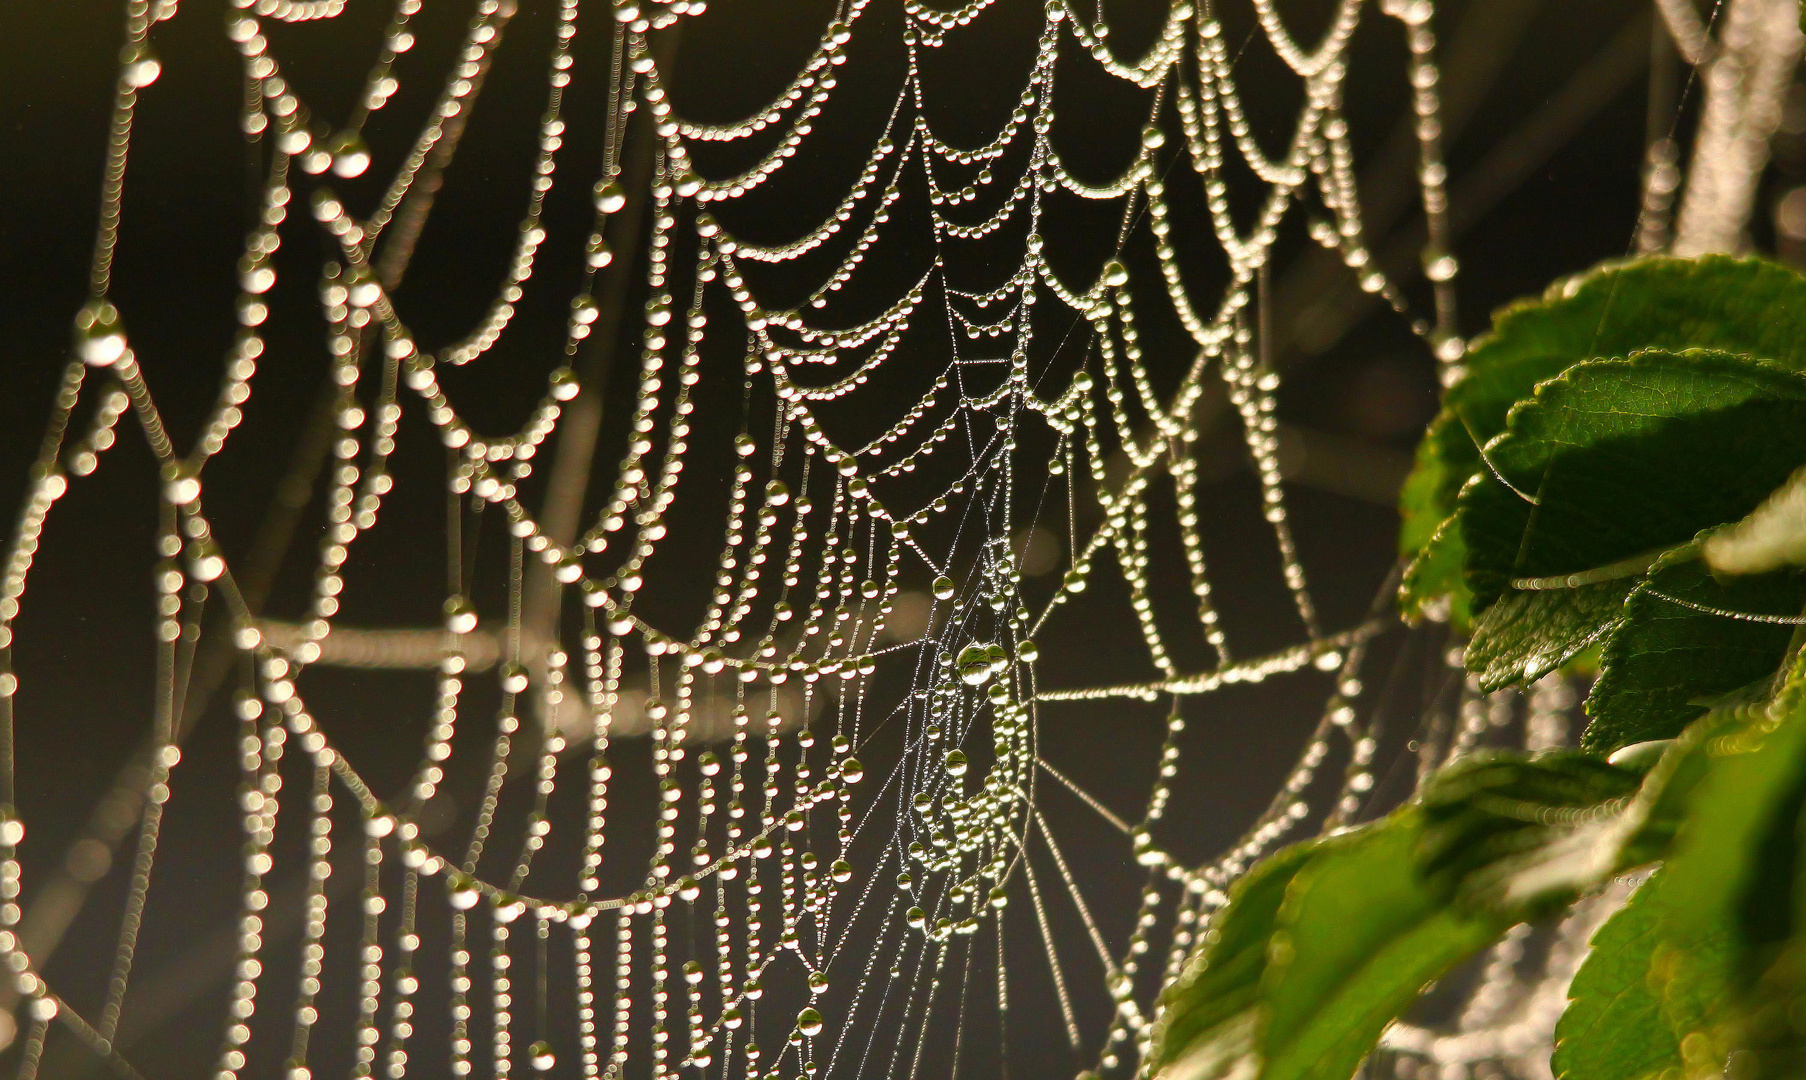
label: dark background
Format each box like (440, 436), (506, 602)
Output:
(0, 0), (1749, 1077)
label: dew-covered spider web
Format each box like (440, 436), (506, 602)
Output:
(0, 1), (1649, 1079)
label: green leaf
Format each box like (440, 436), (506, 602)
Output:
(1151, 816), (1506, 1080)
(1152, 754), (1654, 1080)
(1551, 873), (1681, 1080)
(1638, 673), (1806, 1078)
(1400, 256), (1806, 620)
(1153, 842), (1320, 1077)
(1452, 351), (1806, 702)
(1415, 750), (1645, 913)
(1398, 518), (1471, 627)
(1658, 677), (1806, 987)
(1460, 351), (1806, 609)
(1584, 553), (1806, 753)
(1464, 581), (1633, 693)
(1255, 821), (1509, 1080)
(1703, 463), (1806, 575)
(1648, 923), (1740, 1077)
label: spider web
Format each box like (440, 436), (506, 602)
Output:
(0, 1), (1604, 1079)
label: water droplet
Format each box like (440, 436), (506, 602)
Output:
(830, 858), (853, 883)
(528, 1040), (555, 1071)
(1062, 569), (1087, 593)
(839, 757), (863, 784)
(1423, 251), (1458, 282)
(808, 971), (828, 994)
(241, 262), (275, 294)
(722, 1006), (743, 1029)
(1103, 259), (1129, 288)
(734, 433), (756, 456)
(448, 874), (480, 910)
(796, 1007), (824, 1037)
(957, 643), (993, 686)
(944, 749), (968, 777)
(905, 906), (926, 928)
(164, 467), (201, 506)
(500, 662), (529, 694)
(594, 180), (628, 214)
(121, 42), (161, 88)
(985, 643), (1008, 674)
(444, 596), (478, 634)
(549, 367), (580, 401)
(346, 271), (381, 309)
(558, 302), (597, 344)
(328, 131), (371, 178)
(74, 300), (127, 367)
(989, 885), (1008, 909)
(765, 480), (790, 506)
(1016, 640), (1039, 663)
(932, 576), (956, 601)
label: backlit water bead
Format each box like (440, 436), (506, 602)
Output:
(796, 1007), (823, 1037)
(448, 875), (480, 910)
(74, 299), (128, 366)
(932, 575), (956, 600)
(121, 41), (162, 88)
(528, 1041), (555, 1070)
(1016, 640), (1038, 663)
(327, 131), (371, 178)
(594, 179), (627, 214)
(957, 643), (994, 685)
(345, 271), (381, 309)
(549, 367), (580, 400)
(164, 467), (202, 506)
(499, 662), (529, 694)
(944, 750), (968, 778)
(830, 859), (853, 882)
(838, 757), (863, 783)
(445, 595), (478, 633)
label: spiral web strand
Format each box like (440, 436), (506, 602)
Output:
(0, 1), (1594, 1079)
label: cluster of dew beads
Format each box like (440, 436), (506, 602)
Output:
(900, 545), (1035, 945)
